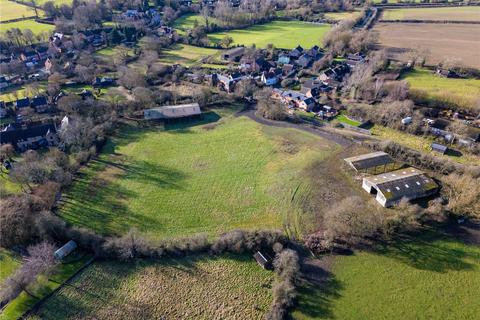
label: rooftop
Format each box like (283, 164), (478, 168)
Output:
(344, 151), (393, 171)
(364, 167), (438, 201)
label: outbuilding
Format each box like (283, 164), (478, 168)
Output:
(344, 152), (394, 172)
(253, 251), (272, 270)
(362, 167), (438, 207)
(144, 103), (201, 120)
(54, 240), (77, 260)
(431, 143), (448, 155)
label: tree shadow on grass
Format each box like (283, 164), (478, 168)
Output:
(61, 158), (188, 236)
(164, 111), (221, 131)
(373, 231), (477, 273)
(294, 259), (343, 320)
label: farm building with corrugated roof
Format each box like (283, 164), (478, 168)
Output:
(144, 103), (201, 120)
(362, 167), (438, 207)
(344, 151), (394, 172)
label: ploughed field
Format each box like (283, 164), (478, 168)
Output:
(374, 23), (480, 69)
(381, 7), (480, 21)
(208, 20), (331, 49)
(59, 109), (336, 239)
(293, 231), (480, 320)
(26, 254), (273, 320)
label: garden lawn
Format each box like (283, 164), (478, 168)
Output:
(59, 109), (336, 239)
(208, 21), (331, 49)
(26, 254), (273, 320)
(0, 171), (23, 196)
(293, 230), (480, 319)
(336, 114), (361, 127)
(371, 125), (480, 165)
(0, 0), (36, 21)
(0, 81), (47, 102)
(402, 69), (480, 111)
(0, 19), (53, 34)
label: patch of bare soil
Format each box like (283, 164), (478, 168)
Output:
(374, 23), (480, 69)
(301, 145), (370, 229)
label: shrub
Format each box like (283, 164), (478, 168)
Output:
(265, 249), (300, 320)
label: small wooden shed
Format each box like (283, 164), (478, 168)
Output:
(253, 251), (272, 270)
(431, 143), (448, 155)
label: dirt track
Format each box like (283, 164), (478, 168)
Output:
(236, 108), (354, 147)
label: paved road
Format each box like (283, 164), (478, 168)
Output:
(236, 108), (354, 147)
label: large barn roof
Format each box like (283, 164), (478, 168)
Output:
(344, 151), (393, 171)
(364, 167), (438, 202)
(144, 103), (201, 120)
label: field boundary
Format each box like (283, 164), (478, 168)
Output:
(379, 19), (480, 24)
(0, 16), (38, 24)
(18, 257), (95, 320)
(375, 3), (480, 8)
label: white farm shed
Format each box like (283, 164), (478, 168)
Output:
(144, 103), (201, 120)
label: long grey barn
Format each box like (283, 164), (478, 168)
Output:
(144, 103), (201, 120)
(362, 167), (438, 207)
(344, 151), (393, 172)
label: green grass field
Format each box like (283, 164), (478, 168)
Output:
(0, 249), (21, 284)
(173, 13), (217, 34)
(0, 82), (47, 102)
(371, 125), (480, 165)
(0, 0), (36, 22)
(402, 68), (480, 111)
(324, 11), (360, 21)
(1, 254), (92, 320)
(0, 171), (23, 196)
(293, 230), (480, 319)
(158, 44), (223, 67)
(0, 19), (54, 34)
(26, 254), (273, 320)
(208, 21), (331, 49)
(336, 114), (361, 127)
(59, 108), (336, 239)
(382, 7), (480, 21)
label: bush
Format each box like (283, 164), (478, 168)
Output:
(265, 249), (300, 320)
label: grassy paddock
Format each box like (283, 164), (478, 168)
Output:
(27, 254), (273, 320)
(371, 125), (480, 165)
(324, 11), (360, 21)
(59, 108), (336, 239)
(402, 68), (480, 111)
(208, 21), (331, 49)
(382, 7), (480, 21)
(0, 20), (53, 34)
(158, 44), (223, 67)
(293, 230), (480, 319)
(173, 13), (217, 34)
(0, 0), (37, 22)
